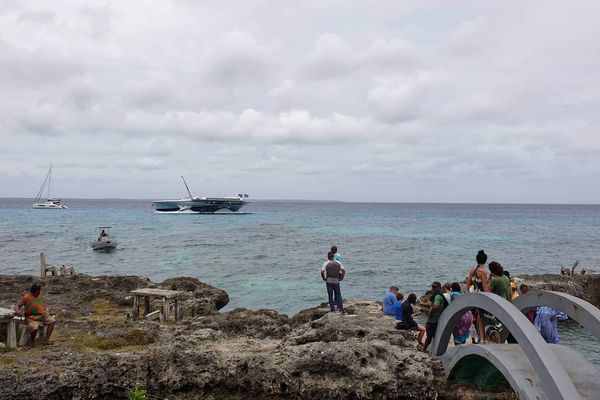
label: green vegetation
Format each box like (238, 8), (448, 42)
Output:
(128, 387), (147, 400)
(78, 328), (155, 350)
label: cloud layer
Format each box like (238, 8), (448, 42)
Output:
(1, 0), (599, 202)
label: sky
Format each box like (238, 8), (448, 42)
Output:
(0, 0), (599, 203)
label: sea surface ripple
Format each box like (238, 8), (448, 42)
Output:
(0, 198), (599, 365)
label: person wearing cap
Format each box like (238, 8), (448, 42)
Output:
(422, 281), (447, 352)
(14, 283), (56, 345)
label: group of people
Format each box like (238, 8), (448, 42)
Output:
(14, 247), (568, 351)
(379, 249), (570, 351)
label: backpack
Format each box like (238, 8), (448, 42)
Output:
(430, 293), (449, 308)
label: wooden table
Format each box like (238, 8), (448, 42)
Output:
(130, 289), (186, 322)
(0, 307), (16, 348)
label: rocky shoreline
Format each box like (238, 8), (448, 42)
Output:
(2, 273), (579, 399)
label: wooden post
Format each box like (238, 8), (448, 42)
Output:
(174, 299), (179, 321)
(163, 298), (170, 321)
(40, 253), (46, 278)
(7, 319), (16, 348)
(132, 296), (139, 319)
(143, 296), (150, 316)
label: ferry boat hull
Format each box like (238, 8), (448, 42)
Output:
(153, 197), (246, 213)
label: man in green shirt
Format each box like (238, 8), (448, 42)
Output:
(422, 281), (447, 352)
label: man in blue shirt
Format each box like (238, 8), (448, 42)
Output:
(331, 245), (342, 263)
(383, 286), (400, 316)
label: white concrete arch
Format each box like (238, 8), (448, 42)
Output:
(431, 292), (581, 400)
(442, 343), (600, 400)
(513, 291), (600, 340)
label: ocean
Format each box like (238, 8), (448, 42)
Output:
(1, 198), (599, 364)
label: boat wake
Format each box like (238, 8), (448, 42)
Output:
(154, 210), (252, 215)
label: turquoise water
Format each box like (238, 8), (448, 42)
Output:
(1, 198), (599, 364)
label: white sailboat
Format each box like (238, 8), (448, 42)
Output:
(32, 164), (68, 209)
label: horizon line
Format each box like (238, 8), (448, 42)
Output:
(0, 196), (599, 206)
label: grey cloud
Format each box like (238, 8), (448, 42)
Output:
(18, 10), (56, 24)
(300, 33), (357, 80)
(447, 15), (488, 57)
(366, 72), (437, 123)
(0, 40), (86, 85)
(79, 5), (112, 39)
(204, 31), (277, 85)
(1, 1), (599, 202)
(300, 34), (422, 81)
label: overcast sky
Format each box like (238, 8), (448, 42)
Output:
(1, 1), (599, 203)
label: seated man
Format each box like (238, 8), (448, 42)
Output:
(14, 283), (56, 345)
(382, 286), (400, 316)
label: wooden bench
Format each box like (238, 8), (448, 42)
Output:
(0, 307), (17, 348)
(130, 288), (186, 322)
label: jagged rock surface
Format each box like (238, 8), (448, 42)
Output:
(518, 273), (600, 308)
(0, 275), (440, 400)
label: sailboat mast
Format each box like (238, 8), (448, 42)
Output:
(48, 163), (52, 199)
(35, 166), (51, 201)
(181, 176), (194, 198)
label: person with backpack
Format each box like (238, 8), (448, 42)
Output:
(422, 281), (447, 352)
(320, 251), (346, 312)
(450, 282), (473, 345)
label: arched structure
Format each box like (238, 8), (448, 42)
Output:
(431, 292), (582, 400)
(513, 291), (600, 340)
(442, 343), (600, 400)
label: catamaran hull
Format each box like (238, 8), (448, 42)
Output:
(153, 199), (246, 213)
(32, 202), (68, 209)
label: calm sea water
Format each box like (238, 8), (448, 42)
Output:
(1, 198), (599, 364)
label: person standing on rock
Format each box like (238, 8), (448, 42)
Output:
(422, 281), (447, 352)
(14, 283), (56, 345)
(331, 245), (342, 263)
(320, 251), (346, 312)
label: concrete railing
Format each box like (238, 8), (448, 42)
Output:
(513, 291), (600, 340)
(431, 292), (583, 400)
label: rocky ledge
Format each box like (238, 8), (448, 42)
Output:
(0, 274), (512, 400)
(517, 273), (600, 308)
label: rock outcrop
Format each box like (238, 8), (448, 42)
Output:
(0, 274), (513, 400)
(518, 273), (600, 308)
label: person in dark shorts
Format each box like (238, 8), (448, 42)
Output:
(396, 293), (425, 348)
(483, 261), (511, 343)
(320, 251), (346, 312)
(422, 281), (447, 352)
(467, 250), (489, 343)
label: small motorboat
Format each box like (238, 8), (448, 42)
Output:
(91, 226), (118, 251)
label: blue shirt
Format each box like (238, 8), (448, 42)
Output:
(393, 300), (404, 320)
(534, 307), (568, 344)
(334, 252), (342, 262)
(383, 291), (399, 316)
